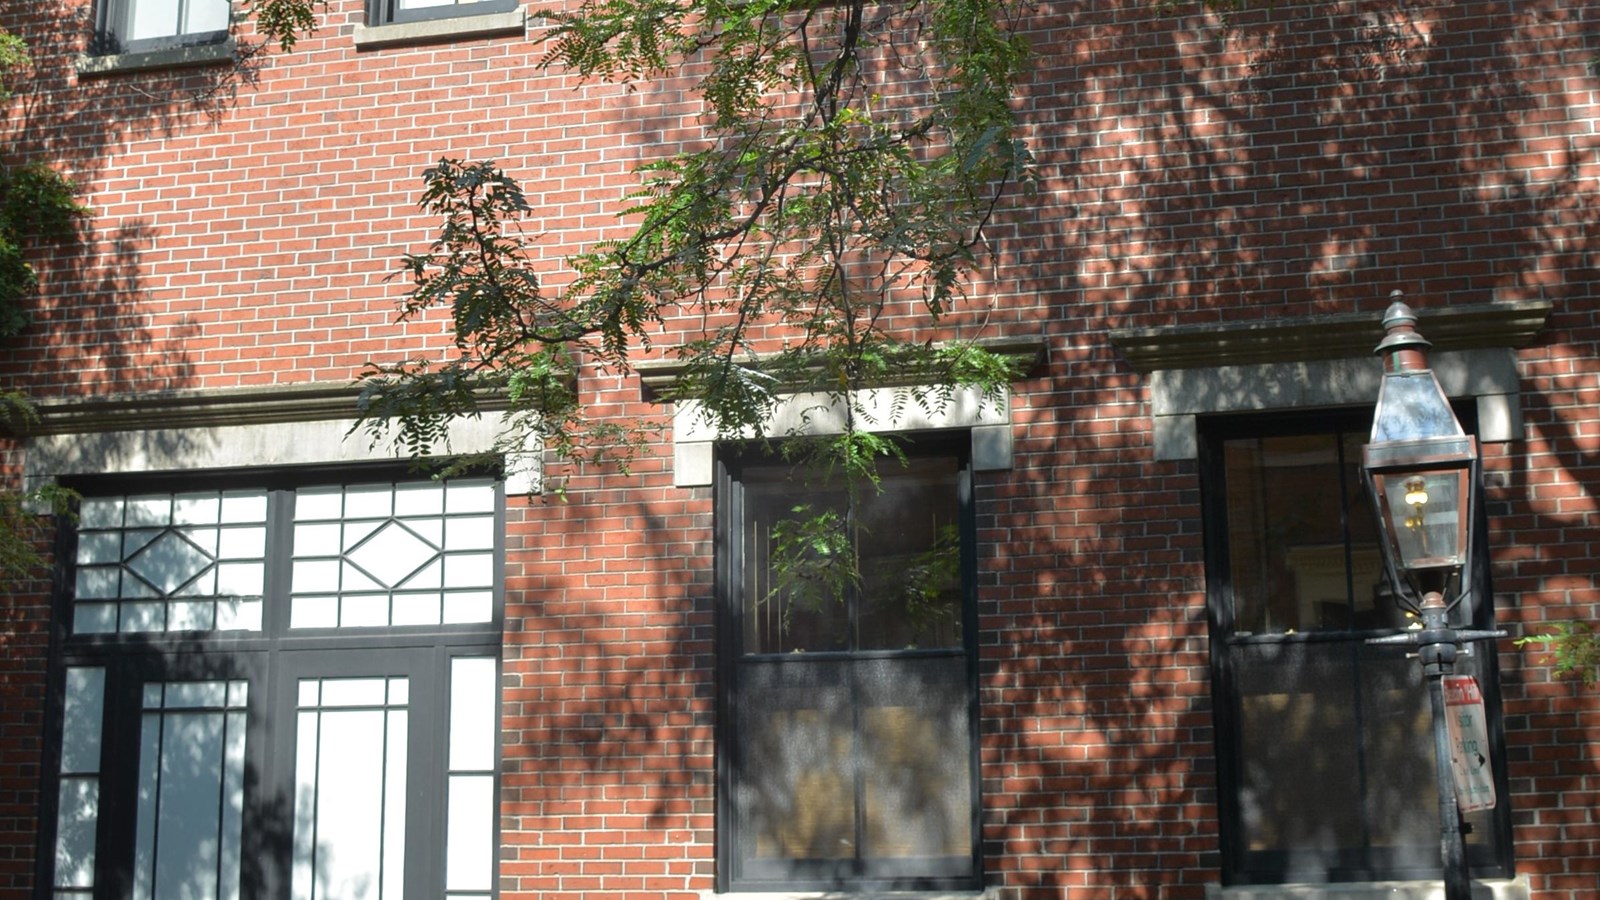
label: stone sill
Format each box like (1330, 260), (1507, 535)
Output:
(353, 8), (526, 49)
(1207, 876), (1529, 900)
(75, 39), (235, 76)
(708, 892), (997, 900)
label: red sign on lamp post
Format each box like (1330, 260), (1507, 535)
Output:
(1443, 675), (1496, 814)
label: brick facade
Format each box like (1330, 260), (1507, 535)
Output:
(1, 0), (1596, 899)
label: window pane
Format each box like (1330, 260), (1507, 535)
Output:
(856, 462), (963, 651)
(1223, 435), (1396, 635)
(742, 458), (963, 654)
(737, 660), (856, 860)
(857, 657), (970, 859)
(292, 481), (496, 628)
(735, 655), (970, 869)
(293, 678), (409, 900)
(183, 0), (230, 34)
(132, 681), (248, 900)
(72, 490), (267, 635)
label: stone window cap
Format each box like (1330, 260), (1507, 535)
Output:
(16, 383), (540, 496)
(1109, 301), (1552, 461)
(1109, 301), (1551, 373)
(640, 338), (1045, 488)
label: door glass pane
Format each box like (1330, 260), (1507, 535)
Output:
(292, 678), (409, 900)
(54, 668), (105, 892)
(445, 775), (494, 892)
(446, 657), (498, 891)
(132, 681), (249, 900)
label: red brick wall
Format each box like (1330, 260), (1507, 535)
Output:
(0, 572), (50, 896)
(1, 0), (1597, 898)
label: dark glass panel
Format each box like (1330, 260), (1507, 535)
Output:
(741, 458), (962, 654)
(734, 657), (968, 869)
(736, 660), (856, 861)
(857, 657), (969, 858)
(1223, 434), (1399, 635)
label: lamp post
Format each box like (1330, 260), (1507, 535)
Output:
(1361, 293), (1504, 900)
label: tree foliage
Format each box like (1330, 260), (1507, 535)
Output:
(0, 392), (76, 588)
(1515, 622), (1600, 686)
(358, 0), (1035, 486)
(0, 30), (89, 338)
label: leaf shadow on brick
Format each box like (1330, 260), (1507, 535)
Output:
(0, 3), (255, 393)
(938, 0), (1598, 895)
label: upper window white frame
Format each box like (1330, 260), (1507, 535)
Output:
(93, 0), (231, 56)
(367, 0), (519, 27)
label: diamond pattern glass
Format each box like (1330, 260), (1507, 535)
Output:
(291, 481), (496, 629)
(347, 523), (434, 588)
(71, 491), (267, 635)
(126, 532), (212, 595)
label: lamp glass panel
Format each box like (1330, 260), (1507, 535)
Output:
(1377, 469), (1465, 570)
(1370, 372), (1462, 443)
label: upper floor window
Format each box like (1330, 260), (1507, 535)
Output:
(1199, 411), (1513, 885)
(367, 0), (520, 27)
(94, 0), (231, 55)
(715, 444), (981, 892)
(45, 470), (503, 900)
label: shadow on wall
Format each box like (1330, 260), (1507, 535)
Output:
(0, 4), (247, 393)
(499, 0), (1599, 892)
(998, 0), (1599, 330)
(963, 0), (1597, 892)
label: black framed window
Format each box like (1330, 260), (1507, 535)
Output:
(43, 469), (503, 900)
(93, 0), (231, 55)
(715, 443), (981, 892)
(367, 0), (519, 28)
(1199, 411), (1513, 885)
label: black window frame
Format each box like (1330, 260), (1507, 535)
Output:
(366, 0), (520, 28)
(92, 0), (232, 57)
(1198, 408), (1514, 886)
(36, 462), (505, 900)
(713, 436), (983, 893)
